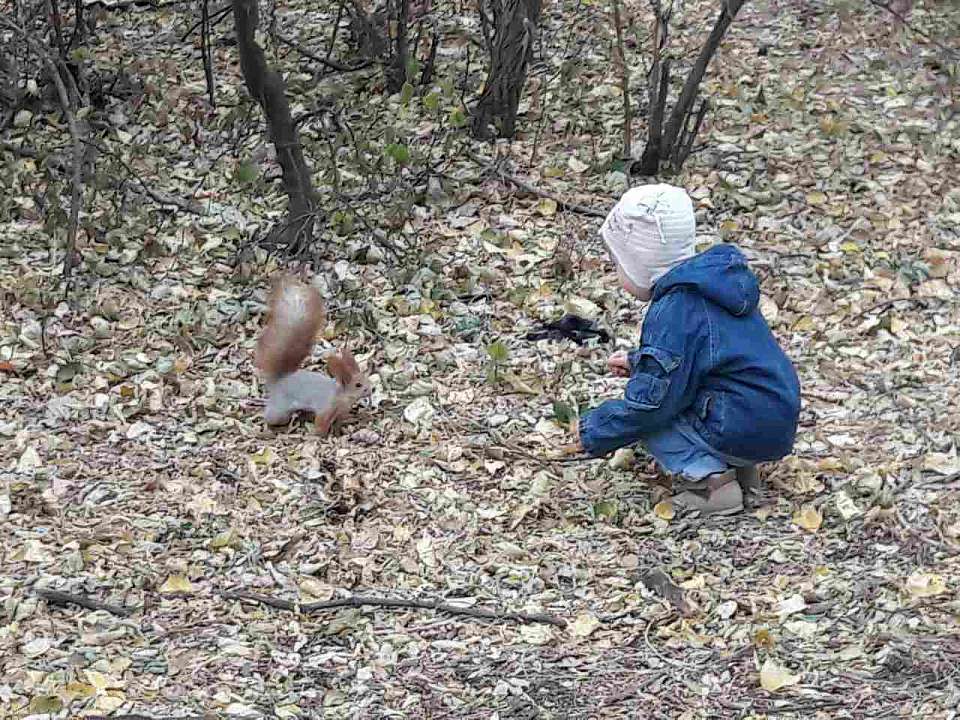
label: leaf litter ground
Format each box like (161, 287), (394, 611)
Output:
(1, 0), (959, 718)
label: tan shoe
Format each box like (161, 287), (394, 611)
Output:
(672, 469), (744, 516)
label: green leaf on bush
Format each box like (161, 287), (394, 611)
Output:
(486, 340), (509, 364)
(400, 82), (415, 105)
(235, 160), (259, 184)
(384, 143), (410, 165)
(552, 400), (576, 427)
(449, 107), (467, 127)
(423, 92), (440, 112)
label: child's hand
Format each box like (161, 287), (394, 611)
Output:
(607, 351), (631, 377)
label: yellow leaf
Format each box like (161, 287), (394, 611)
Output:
(653, 500), (675, 521)
(806, 191), (827, 206)
(64, 682), (97, 699)
(905, 573), (947, 598)
(251, 447), (275, 465)
(792, 505), (822, 532)
(84, 669), (111, 691)
(209, 528), (237, 549)
(839, 241), (861, 254)
(753, 628), (775, 650)
(29, 695), (63, 713)
(159, 574), (194, 594)
(760, 659), (801, 691)
(536, 198), (558, 217)
(570, 613), (600, 638)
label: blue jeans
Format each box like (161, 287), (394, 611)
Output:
(641, 417), (743, 480)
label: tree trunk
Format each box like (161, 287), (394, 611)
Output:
(385, 0), (411, 93)
(471, 0), (541, 140)
(639, 0), (746, 175)
(661, 0), (745, 166)
(611, 0), (631, 158)
(232, 0), (318, 248)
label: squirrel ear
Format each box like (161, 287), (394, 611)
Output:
(326, 353), (351, 385)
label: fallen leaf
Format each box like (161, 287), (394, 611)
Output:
(609, 448), (635, 470)
(159, 575), (194, 594)
(563, 296), (601, 320)
(759, 658), (801, 691)
(520, 624), (554, 645)
(653, 500), (675, 521)
(17, 446), (41, 473)
(923, 452), (960, 476)
(403, 397), (436, 425)
(777, 594), (807, 620)
(536, 198), (558, 217)
(904, 572), (947, 598)
(716, 600), (738, 619)
(570, 613), (600, 638)
(835, 493), (861, 520)
(792, 505), (822, 532)
(416, 536), (437, 567)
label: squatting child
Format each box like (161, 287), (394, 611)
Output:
(571, 184), (801, 515)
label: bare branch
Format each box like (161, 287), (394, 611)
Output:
(223, 589), (567, 627)
(0, 13), (85, 287)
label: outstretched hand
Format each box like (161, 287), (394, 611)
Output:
(607, 351), (631, 377)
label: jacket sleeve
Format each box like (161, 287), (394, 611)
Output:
(579, 291), (705, 457)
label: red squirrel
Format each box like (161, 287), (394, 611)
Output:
(254, 277), (370, 434)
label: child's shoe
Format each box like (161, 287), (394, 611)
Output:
(736, 465), (761, 507)
(671, 469), (744, 515)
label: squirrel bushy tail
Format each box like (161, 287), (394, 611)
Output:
(254, 278), (325, 382)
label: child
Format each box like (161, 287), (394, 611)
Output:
(571, 184), (801, 515)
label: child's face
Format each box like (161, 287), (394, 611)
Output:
(617, 264), (651, 301)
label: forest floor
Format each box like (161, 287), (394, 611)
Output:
(2, 0), (960, 718)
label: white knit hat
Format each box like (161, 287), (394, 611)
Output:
(600, 183), (697, 291)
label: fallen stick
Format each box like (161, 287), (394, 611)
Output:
(223, 589), (567, 627)
(851, 294), (949, 322)
(467, 151), (607, 218)
(35, 588), (134, 617)
(81, 139), (205, 215)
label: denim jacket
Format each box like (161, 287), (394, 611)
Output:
(579, 244), (801, 462)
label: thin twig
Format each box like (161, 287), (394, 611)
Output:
(467, 150), (606, 218)
(851, 295), (950, 322)
(35, 588), (135, 617)
(864, 0), (959, 60)
(277, 34), (373, 72)
(0, 14), (85, 290)
(223, 589), (567, 626)
(200, 0), (216, 105)
(81, 139), (205, 214)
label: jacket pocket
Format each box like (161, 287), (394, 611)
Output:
(625, 346), (681, 410)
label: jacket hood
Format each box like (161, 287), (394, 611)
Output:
(652, 244), (759, 317)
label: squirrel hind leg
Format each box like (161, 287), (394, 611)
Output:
(315, 408), (338, 435)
